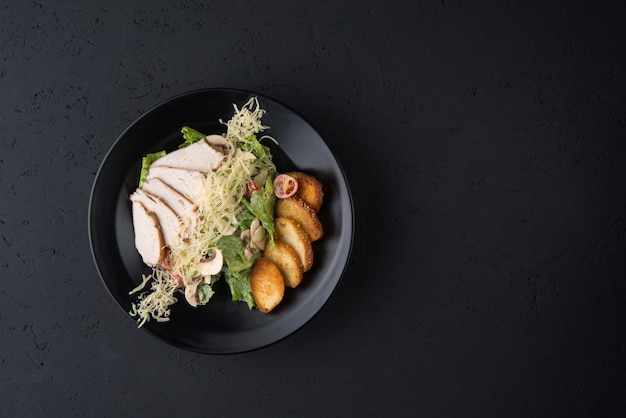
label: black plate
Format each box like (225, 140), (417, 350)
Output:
(88, 88), (354, 354)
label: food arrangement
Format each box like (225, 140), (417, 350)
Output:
(128, 98), (324, 326)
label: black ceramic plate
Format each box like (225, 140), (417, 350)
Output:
(89, 88), (353, 354)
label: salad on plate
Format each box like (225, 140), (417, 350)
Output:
(128, 98), (324, 327)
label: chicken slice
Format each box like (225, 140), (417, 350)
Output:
(146, 166), (206, 203)
(151, 138), (225, 173)
(130, 189), (184, 246)
(141, 178), (197, 234)
(131, 201), (164, 266)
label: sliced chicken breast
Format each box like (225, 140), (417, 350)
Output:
(131, 201), (164, 266)
(141, 178), (197, 233)
(146, 166), (206, 203)
(151, 138), (225, 173)
(131, 189), (184, 246)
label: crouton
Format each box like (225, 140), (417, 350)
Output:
(264, 239), (304, 288)
(286, 171), (324, 213)
(275, 195), (323, 242)
(274, 216), (314, 272)
(249, 257), (285, 313)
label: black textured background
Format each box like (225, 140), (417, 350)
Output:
(2, 1), (626, 416)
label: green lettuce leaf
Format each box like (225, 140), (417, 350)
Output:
(197, 282), (215, 305)
(139, 150), (166, 188)
(238, 135), (274, 168)
(236, 204), (256, 231)
(243, 177), (276, 246)
(216, 235), (256, 309)
(179, 126), (207, 148)
(223, 268), (255, 309)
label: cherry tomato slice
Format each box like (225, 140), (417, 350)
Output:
(273, 174), (298, 199)
(245, 181), (262, 199)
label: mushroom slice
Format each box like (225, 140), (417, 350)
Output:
(205, 134), (233, 156)
(244, 246), (255, 261)
(184, 277), (203, 307)
(196, 248), (224, 277)
(219, 223), (237, 236)
(249, 218), (266, 251)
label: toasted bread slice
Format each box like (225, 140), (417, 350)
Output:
(274, 216), (314, 272)
(286, 171), (324, 213)
(264, 239), (304, 288)
(275, 196), (323, 242)
(249, 257), (285, 313)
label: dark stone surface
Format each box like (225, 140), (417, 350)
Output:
(2, 0), (626, 416)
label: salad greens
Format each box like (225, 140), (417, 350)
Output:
(238, 135), (274, 169)
(197, 282), (215, 305)
(139, 150), (166, 188)
(243, 177), (276, 246)
(179, 126), (207, 148)
(216, 234), (256, 309)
